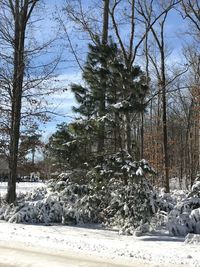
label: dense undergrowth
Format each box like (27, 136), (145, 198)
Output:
(0, 153), (200, 237)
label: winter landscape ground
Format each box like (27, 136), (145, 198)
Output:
(0, 182), (200, 267)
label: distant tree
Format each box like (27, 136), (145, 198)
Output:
(48, 123), (73, 170)
(47, 122), (94, 170)
(19, 129), (43, 166)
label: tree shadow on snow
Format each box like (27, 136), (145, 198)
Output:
(139, 235), (185, 242)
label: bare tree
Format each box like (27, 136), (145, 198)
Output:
(137, 0), (187, 192)
(181, 0), (200, 180)
(109, 0), (182, 160)
(0, 0), (61, 203)
(181, 0), (200, 38)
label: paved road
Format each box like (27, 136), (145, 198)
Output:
(0, 244), (142, 267)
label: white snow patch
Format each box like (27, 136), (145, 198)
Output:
(0, 221), (199, 267)
(0, 182), (46, 197)
(136, 167), (143, 176)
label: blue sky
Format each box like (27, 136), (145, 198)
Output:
(37, 0), (192, 141)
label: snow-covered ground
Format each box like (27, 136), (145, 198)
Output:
(0, 221), (200, 267)
(0, 242), (131, 267)
(0, 182), (45, 196)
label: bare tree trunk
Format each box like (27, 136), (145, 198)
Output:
(125, 112), (132, 155)
(102, 0), (109, 46)
(161, 83), (170, 192)
(199, 113), (200, 173)
(161, 44), (170, 192)
(140, 112), (144, 158)
(6, 0), (39, 203)
(142, 28), (150, 159)
(156, 92), (161, 185)
(97, 0), (110, 153)
(7, 0), (25, 203)
(180, 132), (183, 188)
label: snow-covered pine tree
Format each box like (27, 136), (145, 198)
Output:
(70, 39), (148, 161)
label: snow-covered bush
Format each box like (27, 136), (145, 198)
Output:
(58, 169), (88, 184)
(0, 156), (158, 235)
(87, 152), (157, 234)
(149, 189), (188, 230)
(168, 176), (200, 236)
(157, 188), (188, 213)
(185, 233), (200, 244)
(0, 181), (102, 225)
(90, 150), (155, 186)
(102, 179), (157, 235)
(157, 190), (176, 213)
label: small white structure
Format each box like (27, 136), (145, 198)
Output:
(30, 172), (40, 181)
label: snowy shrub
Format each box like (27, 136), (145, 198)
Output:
(157, 189), (188, 213)
(62, 194), (101, 225)
(149, 189), (189, 231)
(58, 169), (88, 184)
(102, 178), (157, 235)
(89, 151), (158, 235)
(0, 181), (102, 225)
(58, 182), (101, 225)
(91, 150), (155, 185)
(157, 190), (176, 213)
(185, 233), (200, 244)
(168, 177), (200, 236)
(0, 156), (158, 235)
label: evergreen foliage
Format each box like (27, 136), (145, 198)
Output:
(69, 39), (148, 159)
(48, 123), (82, 170)
(0, 159), (157, 235)
(168, 175), (200, 236)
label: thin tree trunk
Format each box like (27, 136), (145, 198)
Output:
(161, 48), (170, 193)
(180, 132), (183, 188)
(97, 0), (109, 153)
(102, 0), (109, 46)
(7, 1), (25, 203)
(7, 0), (38, 203)
(156, 92), (161, 184)
(125, 112), (132, 155)
(140, 112), (144, 158)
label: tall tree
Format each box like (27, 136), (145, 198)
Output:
(97, 0), (110, 153)
(137, 0), (184, 192)
(71, 39), (148, 162)
(172, 0), (200, 184)
(108, 0), (181, 156)
(5, 0), (39, 203)
(0, 0), (60, 203)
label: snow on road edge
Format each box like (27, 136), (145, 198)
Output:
(0, 221), (199, 267)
